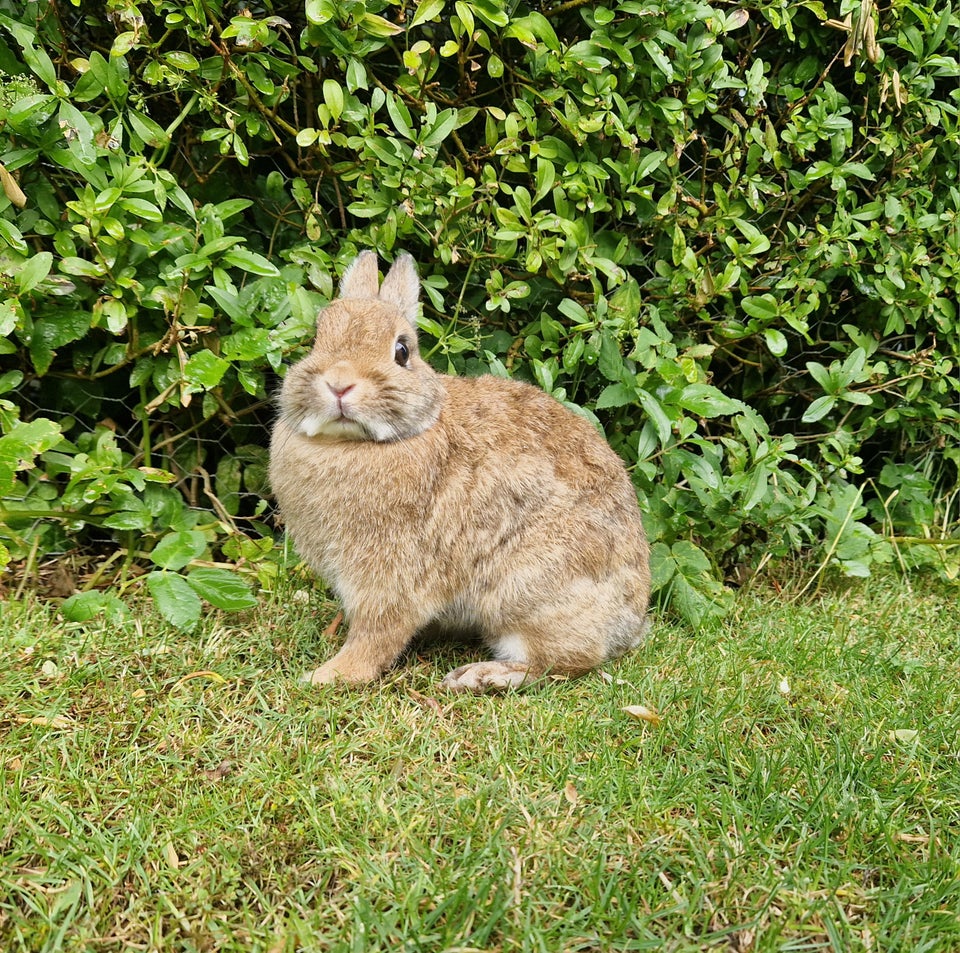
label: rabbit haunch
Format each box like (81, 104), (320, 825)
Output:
(269, 251), (651, 692)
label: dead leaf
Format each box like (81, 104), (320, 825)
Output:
(323, 610), (344, 637)
(622, 704), (662, 726)
(563, 781), (579, 807)
(727, 8), (750, 29)
(864, 13), (880, 63)
(407, 688), (443, 715)
(16, 715), (76, 729)
(174, 670), (227, 688)
(162, 840), (180, 871)
(888, 729), (918, 742)
(598, 670), (630, 686)
(733, 929), (755, 952)
(0, 162), (26, 208)
(203, 760), (234, 781)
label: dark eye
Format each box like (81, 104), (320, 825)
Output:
(394, 339), (410, 366)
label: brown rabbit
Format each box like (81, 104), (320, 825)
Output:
(269, 251), (650, 692)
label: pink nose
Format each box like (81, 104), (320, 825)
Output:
(328, 382), (354, 399)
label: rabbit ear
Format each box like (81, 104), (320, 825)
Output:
(379, 253), (420, 326)
(339, 251), (380, 299)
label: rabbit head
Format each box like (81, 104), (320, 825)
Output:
(277, 251), (445, 443)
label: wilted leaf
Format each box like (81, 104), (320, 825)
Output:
(162, 840), (180, 871)
(888, 729), (918, 743)
(16, 714), (76, 729)
(0, 162), (27, 207)
(623, 704), (662, 726)
(407, 688), (444, 715)
(175, 670), (228, 687)
(202, 760), (234, 781)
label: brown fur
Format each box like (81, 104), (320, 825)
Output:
(269, 251), (651, 692)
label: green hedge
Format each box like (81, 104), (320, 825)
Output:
(1, 0), (958, 625)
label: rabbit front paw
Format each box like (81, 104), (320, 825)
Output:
(440, 661), (534, 693)
(300, 656), (380, 686)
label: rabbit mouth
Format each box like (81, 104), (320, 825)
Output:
(297, 411), (370, 440)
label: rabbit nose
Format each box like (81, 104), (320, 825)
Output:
(327, 382), (355, 399)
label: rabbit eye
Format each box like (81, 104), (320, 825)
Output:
(394, 339), (410, 366)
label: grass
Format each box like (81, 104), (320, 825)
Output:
(1, 573), (959, 952)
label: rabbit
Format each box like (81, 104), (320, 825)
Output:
(268, 250), (651, 692)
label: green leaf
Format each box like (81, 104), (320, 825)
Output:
(732, 219), (771, 254)
(0, 417), (62, 494)
(119, 198), (163, 222)
(146, 571), (203, 631)
(57, 100), (96, 165)
(386, 93), (415, 140)
(642, 40), (673, 80)
(164, 51), (200, 71)
(223, 249), (280, 276)
(598, 331), (624, 382)
(185, 567), (258, 611)
(670, 572), (728, 628)
(595, 382), (635, 410)
(840, 391), (873, 406)
(221, 327), (270, 362)
(635, 150), (666, 180)
(184, 350), (231, 389)
(18, 252), (53, 294)
(61, 591), (130, 623)
(346, 58), (367, 91)
(410, 0), (445, 28)
(741, 294), (779, 321)
(360, 13), (402, 36)
(805, 361), (833, 391)
(802, 394), (837, 423)
(636, 390), (673, 446)
(671, 540), (713, 575)
(305, 0), (335, 24)
(150, 530), (207, 570)
(677, 384), (746, 417)
(0, 219), (27, 253)
(0, 298), (21, 339)
(763, 329), (788, 357)
(421, 108), (458, 149)
(33, 312), (92, 348)
(323, 79), (344, 121)
(469, 0), (510, 28)
(648, 542), (676, 591)
(103, 507), (154, 531)
(0, 16), (58, 89)
(127, 109), (170, 148)
(60, 256), (106, 277)
(0, 370), (23, 395)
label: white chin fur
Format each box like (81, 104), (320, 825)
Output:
(297, 414), (367, 440)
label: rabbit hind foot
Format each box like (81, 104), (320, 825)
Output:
(440, 660), (534, 693)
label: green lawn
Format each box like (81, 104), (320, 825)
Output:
(1, 574), (959, 952)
